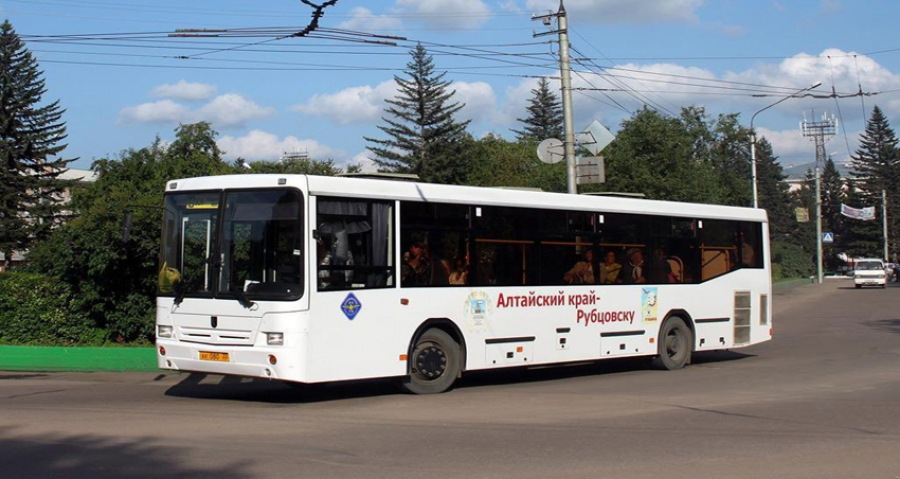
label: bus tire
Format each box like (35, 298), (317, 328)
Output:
(652, 317), (692, 371)
(402, 328), (461, 395)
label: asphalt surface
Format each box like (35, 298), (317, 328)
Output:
(1, 281), (899, 479)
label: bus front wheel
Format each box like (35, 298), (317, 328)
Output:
(652, 317), (692, 370)
(402, 328), (461, 394)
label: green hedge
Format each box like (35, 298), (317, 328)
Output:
(771, 239), (814, 282)
(0, 272), (105, 345)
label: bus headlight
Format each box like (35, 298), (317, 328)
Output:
(266, 332), (284, 346)
(157, 325), (174, 338)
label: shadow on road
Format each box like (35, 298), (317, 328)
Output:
(0, 427), (250, 479)
(864, 319), (900, 335)
(164, 350), (753, 404)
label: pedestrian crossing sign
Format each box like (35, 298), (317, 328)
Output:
(823, 232), (834, 244)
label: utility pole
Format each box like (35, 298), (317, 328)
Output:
(533, 0), (577, 194)
(801, 111), (836, 284)
(883, 189), (890, 262)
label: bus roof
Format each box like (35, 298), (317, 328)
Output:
(170, 174), (769, 223)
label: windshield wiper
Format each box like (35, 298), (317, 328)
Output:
(173, 279), (192, 306)
(230, 283), (256, 309)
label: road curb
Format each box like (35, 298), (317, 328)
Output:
(0, 345), (158, 372)
(773, 277), (811, 291)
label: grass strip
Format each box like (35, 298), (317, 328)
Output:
(0, 345), (157, 372)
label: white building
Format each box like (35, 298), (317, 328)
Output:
(0, 167), (98, 272)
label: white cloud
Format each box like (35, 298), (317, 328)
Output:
(120, 93), (274, 127)
(338, 7), (403, 31)
(350, 150), (379, 172)
(195, 93), (275, 127)
(294, 79), (501, 126)
(756, 127), (815, 158)
(217, 130), (342, 161)
(450, 81), (501, 123)
(705, 22), (747, 37)
(119, 100), (191, 124)
(499, 1), (523, 14)
(727, 49), (900, 95)
(525, 0), (703, 24)
(151, 80), (217, 101)
(293, 80), (397, 124)
(396, 0), (491, 28)
(820, 0), (842, 15)
(757, 126), (860, 166)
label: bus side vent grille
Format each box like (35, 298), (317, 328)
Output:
(734, 291), (752, 345)
(760, 294), (768, 325)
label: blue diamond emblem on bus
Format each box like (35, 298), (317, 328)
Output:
(341, 293), (362, 320)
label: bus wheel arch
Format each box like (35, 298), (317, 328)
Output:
(653, 310), (694, 370)
(401, 319), (466, 394)
(663, 309), (696, 352)
(407, 318), (468, 374)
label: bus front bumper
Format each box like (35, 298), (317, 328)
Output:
(156, 340), (302, 381)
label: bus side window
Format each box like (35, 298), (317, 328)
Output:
(400, 202), (470, 288)
(317, 198), (394, 291)
(701, 219), (738, 281)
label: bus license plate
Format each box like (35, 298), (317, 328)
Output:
(199, 351), (230, 362)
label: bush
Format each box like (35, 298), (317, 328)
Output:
(771, 239), (814, 280)
(0, 272), (104, 345)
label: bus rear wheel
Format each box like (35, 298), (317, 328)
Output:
(652, 317), (692, 370)
(402, 328), (461, 394)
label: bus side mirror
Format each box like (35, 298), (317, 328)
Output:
(123, 213), (133, 242)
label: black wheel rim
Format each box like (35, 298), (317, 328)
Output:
(413, 342), (447, 381)
(665, 327), (683, 360)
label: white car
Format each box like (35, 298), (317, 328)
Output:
(853, 259), (887, 289)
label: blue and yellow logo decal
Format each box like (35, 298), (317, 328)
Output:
(340, 293), (362, 320)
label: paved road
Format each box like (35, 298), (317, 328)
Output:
(2, 281), (899, 479)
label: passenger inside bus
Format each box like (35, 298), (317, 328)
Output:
(448, 257), (468, 285)
(651, 248), (674, 284)
(599, 251), (622, 284)
(563, 250), (595, 284)
(737, 231), (756, 267)
(623, 248), (647, 284)
(402, 241), (433, 286)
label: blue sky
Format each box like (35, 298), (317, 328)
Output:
(6, 0), (900, 171)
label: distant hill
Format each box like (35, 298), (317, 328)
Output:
(782, 161), (854, 180)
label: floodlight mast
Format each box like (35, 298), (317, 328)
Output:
(802, 110), (837, 285)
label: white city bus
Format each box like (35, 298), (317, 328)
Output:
(156, 174), (772, 394)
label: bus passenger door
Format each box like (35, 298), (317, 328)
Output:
(307, 196), (402, 382)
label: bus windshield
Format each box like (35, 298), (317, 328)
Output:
(159, 189), (304, 301)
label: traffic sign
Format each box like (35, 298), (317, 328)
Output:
(823, 232), (835, 244)
(576, 156), (605, 185)
(577, 120), (615, 156)
(536, 138), (564, 164)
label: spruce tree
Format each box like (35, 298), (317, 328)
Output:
(513, 77), (563, 142)
(754, 138), (795, 237)
(0, 20), (73, 269)
(841, 177), (882, 258)
(821, 157), (845, 268)
(849, 105), (899, 260)
(365, 44), (470, 183)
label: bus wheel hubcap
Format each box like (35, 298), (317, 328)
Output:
(415, 345), (447, 380)
(666, 330), (682, 358)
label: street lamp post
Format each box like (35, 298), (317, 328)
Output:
(750, 81), (822, 208)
